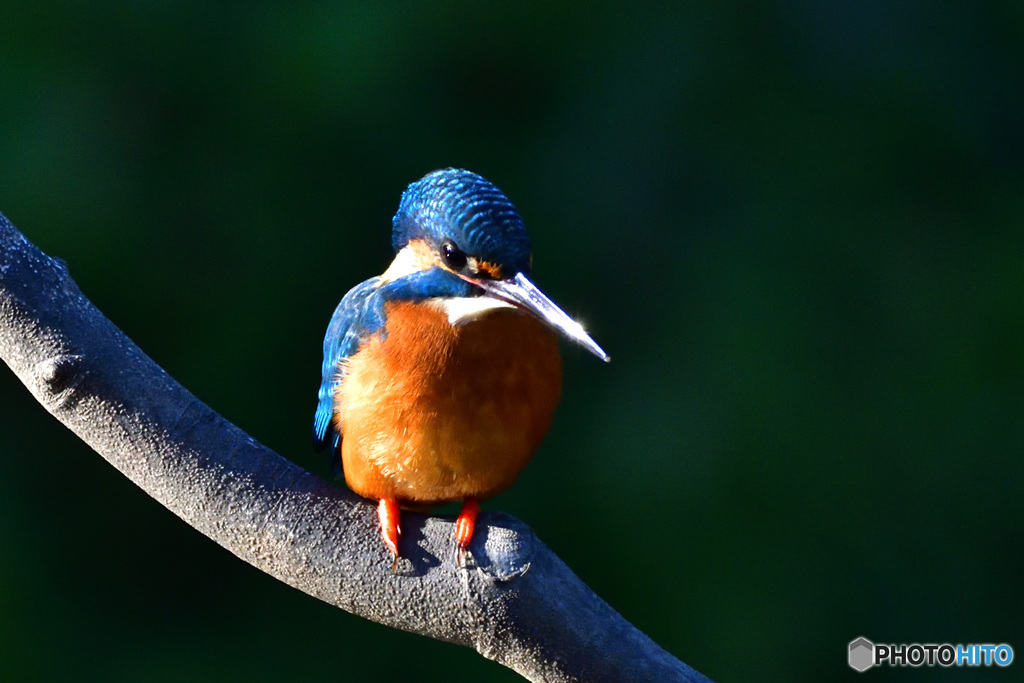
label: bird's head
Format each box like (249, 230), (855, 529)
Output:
(384, 168), (609, 362)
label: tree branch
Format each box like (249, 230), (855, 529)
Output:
(0, 213), (710, 683)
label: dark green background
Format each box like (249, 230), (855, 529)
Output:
(1, 2), (1021, 681)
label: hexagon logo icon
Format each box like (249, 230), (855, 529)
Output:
(849, 637), (874, 672)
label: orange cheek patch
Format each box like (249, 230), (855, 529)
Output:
(475, 259), (504, 279)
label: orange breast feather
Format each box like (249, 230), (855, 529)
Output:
(334, 300), (562, 506)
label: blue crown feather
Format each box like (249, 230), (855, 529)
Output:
(391, 168), (533, 276)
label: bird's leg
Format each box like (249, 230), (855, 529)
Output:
(455, 498), (480, 565)
(378, 498), (401, 567)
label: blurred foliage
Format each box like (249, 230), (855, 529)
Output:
(2, 1), (1023, 681)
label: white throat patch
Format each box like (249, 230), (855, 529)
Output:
(429, 296), (518, 325)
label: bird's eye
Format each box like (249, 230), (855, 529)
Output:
(440, 240), (468, 271)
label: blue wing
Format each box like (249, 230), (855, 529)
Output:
(312, 277), (386, 454)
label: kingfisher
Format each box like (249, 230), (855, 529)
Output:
(313, 168), (608, 564)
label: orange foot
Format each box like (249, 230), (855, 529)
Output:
(378, 498), (401, 567)
(455, 498), (480, 564)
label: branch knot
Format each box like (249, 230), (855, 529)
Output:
(35, 354), (85, 398)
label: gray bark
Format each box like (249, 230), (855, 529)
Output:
(0, 212), (710, 683)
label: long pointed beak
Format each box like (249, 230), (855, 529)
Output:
(474, 272), (610, 362)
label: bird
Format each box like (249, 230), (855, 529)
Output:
(313, 168), (608, 565)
